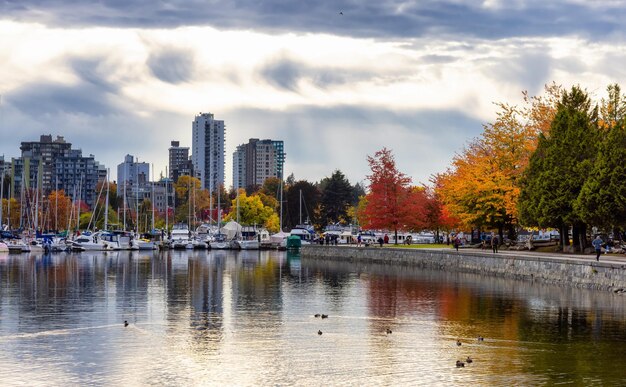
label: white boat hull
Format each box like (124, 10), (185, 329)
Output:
(237, 240), (260, 250)
(210, 241), (231, 250)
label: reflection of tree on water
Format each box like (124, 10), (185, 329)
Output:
(302, 256), (626, 385)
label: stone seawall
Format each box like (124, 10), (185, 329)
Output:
(300, 245), (626, 292)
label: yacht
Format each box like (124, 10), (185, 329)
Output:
(210, 233), (231, 249)
(234, 226), (261, 250)
(289, 224), (315, 245)
(71, 231), (121, 251)
(6, 239), (30, 253)
(170, 223), (191, 250)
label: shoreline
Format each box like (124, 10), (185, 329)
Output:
(300, 245), (626, 292)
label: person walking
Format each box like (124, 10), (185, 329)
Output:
(453, 236), (460, 252)
(592, 235), (603, 261)
(491, 233), (499, 253)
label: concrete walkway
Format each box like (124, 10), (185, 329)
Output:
(423, 246), (626, 265)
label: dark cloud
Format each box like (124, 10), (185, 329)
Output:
(1, 0), (624, 40)
(9, 57), (122, 116)
(259, 57), (380, 91)
(147, 48), (195, 84)
(419, 54), (458, 64)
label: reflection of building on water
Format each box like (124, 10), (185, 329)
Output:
(189, 254), (224, 323)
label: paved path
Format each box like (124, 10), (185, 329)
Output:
(373, 245), (626, 265)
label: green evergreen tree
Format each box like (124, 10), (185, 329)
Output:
(518, 86), (598, 250)
(284, 180), (320, 230)
(576, 84), (626, 231)
(319, 170), (353, 228)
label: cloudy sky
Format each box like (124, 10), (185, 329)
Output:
(1, 1), (625, 188)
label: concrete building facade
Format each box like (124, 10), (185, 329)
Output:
(168, 141), (193, 182)
(192, 113), (225, 192)
(11, 135), (106, 208)
(232, 138), (285, 190)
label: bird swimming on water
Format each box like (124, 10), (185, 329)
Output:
(321, 314), (328, 319)
(456, 360), (465, 368)
(477, 336), (484, 342)
(386, 328), (392, 334)
(466, 356), (473, 364)
(456, 339), (462, 346)
(318, 330), (323, 335)
(314, 314), (321, 318)
(124, 320), (129, 327)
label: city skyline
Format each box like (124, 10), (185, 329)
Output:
(2, 2), (626, 187)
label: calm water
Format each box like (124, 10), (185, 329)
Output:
(0, 249), (625, 386)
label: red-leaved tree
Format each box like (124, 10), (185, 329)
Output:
(362, 148), (418, 244)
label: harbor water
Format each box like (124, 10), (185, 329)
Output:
(0, 249), (625, 385)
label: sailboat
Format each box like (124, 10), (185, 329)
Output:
(231, 189), (260, 250)
(287, 189), (314, 247)
(270, 176), (289, 249)
(209, 188), (231, 249)
(71, 170), (121, 251)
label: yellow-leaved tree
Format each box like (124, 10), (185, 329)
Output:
(225, 189), (279, 233)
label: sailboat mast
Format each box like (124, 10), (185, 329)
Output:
(55, 176), (58, 231)
(299, 189), (302, 225)
(165, 166), (169, 233)
(7, 176), (11, 229)
(123, 162), (127, 230)
(34, 167), (39, 234)
(104, 168), (109, 231)
(76, 178), (81, 231)
(135, 157), (139, 235)
(217, 184), (221, 232)
(151, 164), (155, 232)
(279, 177), (283, 232)
(0, 164), (4, 229)
(67, 182), (76, 234)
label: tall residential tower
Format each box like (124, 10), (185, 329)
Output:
(192, 113), (225, 191)
(232, 138), (285, 191)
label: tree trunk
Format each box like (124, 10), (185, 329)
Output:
(506, 223), (516, 242)
(572, 223), (580, 253)
(578, 222), (587, 251)
(560, 223), (569, 249)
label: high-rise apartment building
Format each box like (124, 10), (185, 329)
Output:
(168, 141), (193, 182)
(192, 113), (225, 191)
(11, 135), (106, 207)
(232, 138), (285, 190)
(19, 135), (71, 191)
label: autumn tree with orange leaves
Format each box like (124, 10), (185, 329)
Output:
(46, 190), (73, 231)
(361, 148), (426, 244)
(435, 84), (562, 240)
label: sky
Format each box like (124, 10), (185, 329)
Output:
(2, 1), (626, 188)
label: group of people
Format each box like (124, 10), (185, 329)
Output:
(452, 233), (500, 253)
(355, 233), (389, 247)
